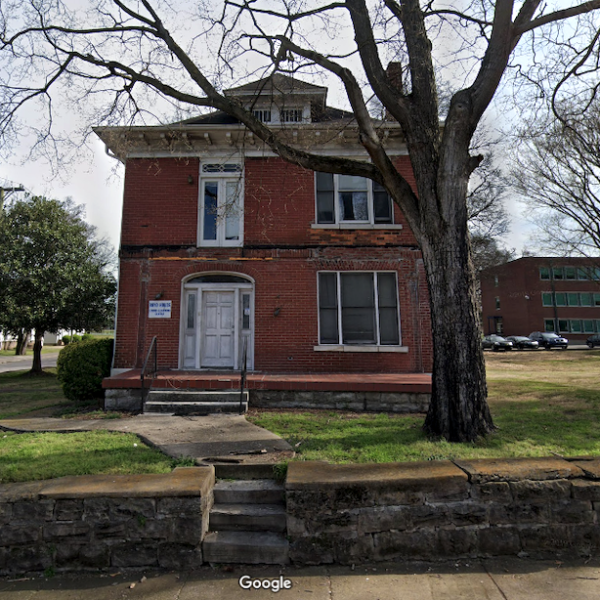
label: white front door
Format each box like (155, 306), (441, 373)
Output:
(201, 291), (235, 368)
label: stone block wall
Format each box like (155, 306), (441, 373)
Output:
(250, 390), (431, 413)
(286, 457), (600, 564)
(0, 467), (214, 575)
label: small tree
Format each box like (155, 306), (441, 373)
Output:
(0, 196), (116, 374)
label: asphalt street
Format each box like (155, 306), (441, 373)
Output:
(0, 352), (59, 373)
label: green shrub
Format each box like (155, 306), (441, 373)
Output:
(81, 333), (93, 341)
(57, 338), (114, 401)
(62, 334), (83, 345)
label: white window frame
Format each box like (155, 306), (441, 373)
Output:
(252, 109), (271, 123)
(314, 271), (408, 353)
(312, 173), (402, 230)
(198, 162), (244, 247)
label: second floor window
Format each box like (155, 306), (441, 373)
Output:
(199, 163), (243, 247)
(316, 173), (393, 225)
(252, 109), (271, 123)
(280, 108), (303, 122)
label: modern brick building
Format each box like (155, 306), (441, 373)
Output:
(480, 257), (600, 341)
(96, 74), (433, 409)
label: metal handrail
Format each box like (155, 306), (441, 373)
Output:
(140, 336), (158, 405)
(239, 337), (248, 414)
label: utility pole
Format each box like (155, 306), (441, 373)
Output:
(0, 185), (25, 210)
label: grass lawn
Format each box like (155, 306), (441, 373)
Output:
(0, 369), (72, 419)
(0, 369), (181, 483)
(248, 349), (600, 463)
(0, 430), (183, 484)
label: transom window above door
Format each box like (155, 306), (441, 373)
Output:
(199, 162), (243, 247)
(315, 172), (393, 225)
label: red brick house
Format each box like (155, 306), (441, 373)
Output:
(97, 75), (432, 412)
(480, 257), (600, 341)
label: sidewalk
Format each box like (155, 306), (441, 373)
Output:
(1, 557), (599, 599)
(0, 414), (294, 464)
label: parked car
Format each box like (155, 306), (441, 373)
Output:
(505, 336), (539, 350)
(586, 334), (600, 348)
(482, 335), (513, 351)
(528, 332), (569, 350)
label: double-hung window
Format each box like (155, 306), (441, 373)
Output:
(199, 163), (243, 247)
(315, 173), (393, 225)
(318, 272), (400, 346)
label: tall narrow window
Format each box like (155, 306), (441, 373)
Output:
(318, 272), (400, 345)
(318, 273), (339, 344)
(316, 173), (335, 224)
(339, 175), (369, 222)
(199, 163), (243, 247)
(341, 273), (376, 343)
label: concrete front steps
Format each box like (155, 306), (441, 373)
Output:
(144, 390), (248, 415)
(202, 479), (289, 565)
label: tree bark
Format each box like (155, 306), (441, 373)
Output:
(15, 329), (29, 356)
(420, 211), (494, 442)
(30, 329), (44, 375)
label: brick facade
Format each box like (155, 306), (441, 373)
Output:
(480, 257), (600, 341)
(112, 153), (433, 374)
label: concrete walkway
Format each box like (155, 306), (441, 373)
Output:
(1, 557), (599, 599)
(0, 414), (294, 464)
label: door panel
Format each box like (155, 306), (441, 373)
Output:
(201, 291), (235, 367)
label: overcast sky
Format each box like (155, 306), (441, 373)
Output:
(0, 0), (539, 258)
(1, 138), (124, 252)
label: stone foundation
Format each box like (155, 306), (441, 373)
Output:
(104, 388), (430, 414)
(250, 390), (430, 413)
(104, 389), (143, 412)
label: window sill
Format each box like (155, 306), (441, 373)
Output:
(311, 224), (403, 230)
(314, 345), (409, 353)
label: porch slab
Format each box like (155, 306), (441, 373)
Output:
(103, 370), (432, 394)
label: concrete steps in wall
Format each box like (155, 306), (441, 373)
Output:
(203, 479), (289, 565)
(144, 390), (248, 415)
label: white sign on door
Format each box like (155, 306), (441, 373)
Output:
(149, 301), (172, 318)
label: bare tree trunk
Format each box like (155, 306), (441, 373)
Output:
(421, 226), (494, 442)
(15, 329), (29, 356)
(30, 329), (44, 375)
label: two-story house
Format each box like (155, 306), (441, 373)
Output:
(97, 74), (432, 412)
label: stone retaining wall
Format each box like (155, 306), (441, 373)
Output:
(0, 467), (214, 575)
(286, 457), (600, 564)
